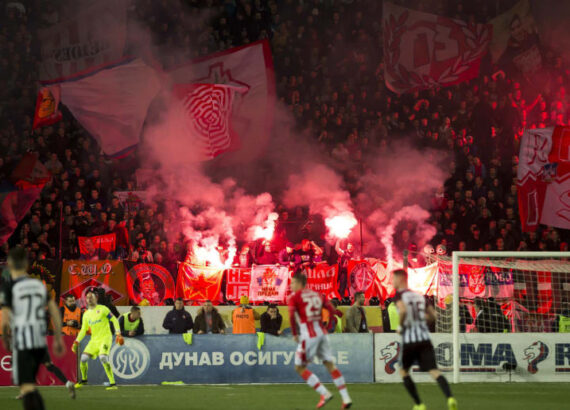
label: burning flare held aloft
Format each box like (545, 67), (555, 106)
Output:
(251, 212), (279, 241)
(325, 211), (357, 239)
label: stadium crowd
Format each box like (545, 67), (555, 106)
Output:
(1, 0), (570, 277)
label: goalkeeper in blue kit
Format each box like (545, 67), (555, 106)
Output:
(72, 288), (124, 390)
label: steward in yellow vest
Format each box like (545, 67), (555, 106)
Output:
(119, 306), (145, 337)
(555, 304), (570, 333)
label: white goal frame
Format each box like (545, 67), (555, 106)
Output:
(451, 251), (570, 383)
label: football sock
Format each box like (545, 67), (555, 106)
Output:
(403, 375), (421, 405)
(22, 390), (45, 410)
(46, 363), (68, 383)
(102, 362), (116, 385)
(436, 375), (452, 398)
(330, 368), (351, 403)
(80, 361), (88, 381)
(301, 369), (330, 397)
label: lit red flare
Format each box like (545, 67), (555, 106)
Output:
(252, 212), (279, 241)
(325, 212), (357, 239)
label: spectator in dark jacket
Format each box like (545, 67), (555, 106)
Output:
(194, 300), (226, 334)
(162, 298), (194, 334)
(260, 304), (283, 336)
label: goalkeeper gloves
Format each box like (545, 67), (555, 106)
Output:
(115, 334), (124, 346)
(72, 341), (79, 353)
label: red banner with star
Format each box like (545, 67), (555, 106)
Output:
(176, 263), (225, 304)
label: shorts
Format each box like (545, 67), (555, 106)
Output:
(12, 348), (49, 385)
(400, 341), (437, 372)
(295, 334), (334, 366)
(83, 336), (113, 358)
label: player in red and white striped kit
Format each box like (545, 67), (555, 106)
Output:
(288, 272), (352, 409)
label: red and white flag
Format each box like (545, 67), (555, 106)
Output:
(172, 83), (247, 159)
(249, 265), (289, 303)
(225, 267), (252, 304)
(303, 263), (340, 300)
(39, 0), (128, 82)
(168, 40), (275, 162)
(517, 126), (570, 231)
(437, 263), (514, 301)
(32, 86), (62, 129)
(383, 2), (491, 93)
(0, 154), (50, 246)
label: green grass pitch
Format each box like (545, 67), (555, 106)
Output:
(0, 383), (567, 410)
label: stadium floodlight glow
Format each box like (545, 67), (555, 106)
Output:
(450, 251), (570, 384)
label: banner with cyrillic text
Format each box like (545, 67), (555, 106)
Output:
(81, 334), (373, 384)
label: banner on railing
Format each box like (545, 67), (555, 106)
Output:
(81, 334), (374, 384)
(438, 262), (514, 301)
(249, 265), (290, 303)
(54, 260), (536, 308)
(226, 267), (251, 303)
(125, 262), (176, 306)
(176, 263), (224, 303)
(59, 260), (128, 307)
(303, 263), (340, 300)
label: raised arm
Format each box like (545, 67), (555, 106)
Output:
(335, 239), (344, 256)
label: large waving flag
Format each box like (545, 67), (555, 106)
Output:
(39, 0), (128, 82)
(171, 83), (248, 159)
(59, 59), (162, 157)
(0, 154), (51, 246)
(383, 2), (491, 93)
(168, 40), (275, 162)
(518, 126), (570, 231)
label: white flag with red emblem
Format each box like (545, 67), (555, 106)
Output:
(168, 40), (275, 162)
(517, 126), (570, 232)
(172, 83), (247, 159)
(59, 59), (162, 158)
(383, 2), (491, 93)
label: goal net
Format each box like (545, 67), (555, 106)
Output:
(435, 251), (570, 383)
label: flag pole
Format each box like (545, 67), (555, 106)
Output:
(359, 218), (363, 256)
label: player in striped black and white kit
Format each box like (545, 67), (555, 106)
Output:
(392, 269), (458, 410)
(0, 247), (66, 410)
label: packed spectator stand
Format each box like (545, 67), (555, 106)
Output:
(1, 0), (569, 303)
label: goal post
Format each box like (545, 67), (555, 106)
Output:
(450, 251), (570, 383)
